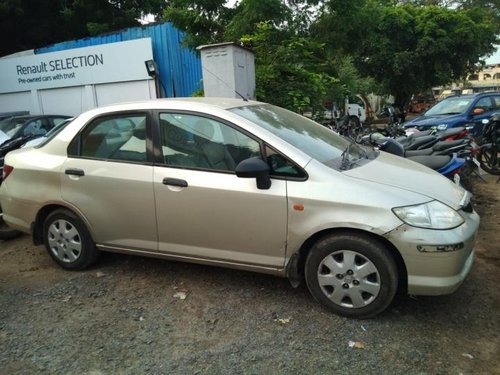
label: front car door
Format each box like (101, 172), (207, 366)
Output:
(61, 112), (157, 251)
(472, 95), (500, 121)
(153, 112), (288, 269)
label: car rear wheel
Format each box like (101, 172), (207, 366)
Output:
(305, 233), (398, 319)
(43, 209), (99, 269)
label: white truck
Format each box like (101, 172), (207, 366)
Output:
(303, 96), (367, 128)
(323, 97), (367, 126)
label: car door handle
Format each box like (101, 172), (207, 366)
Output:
(65, 168), (85, 177)
(162, 178), (188, 187)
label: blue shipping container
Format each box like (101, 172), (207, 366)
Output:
(35, 23), (202, 98)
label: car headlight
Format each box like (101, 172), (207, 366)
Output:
(392, 200), (464, 229)
(436, 124), (448, 130)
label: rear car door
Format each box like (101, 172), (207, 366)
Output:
(153, 112), (288, 268)
(61, 112), (157, 251)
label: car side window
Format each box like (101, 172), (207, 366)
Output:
(23, 119), (46, 136)
(159, 113), (261, 172)
(51, 117), (69, 126)
(265, 146), (306, 179)
(77, 114), (147, 162)
(474, 97), (494, 112)
(492, 95), (500, 110)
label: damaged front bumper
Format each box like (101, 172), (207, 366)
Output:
(384, 209), (479, 296)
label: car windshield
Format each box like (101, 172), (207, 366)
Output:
(0, 117), (26, 138)
(230, 104), (370, 170)
(33, 117), (74, 148)
(425, 97), (474, 116)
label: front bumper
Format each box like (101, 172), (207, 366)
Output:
(384, 209), (479, 295)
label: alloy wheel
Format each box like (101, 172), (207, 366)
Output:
(47, 219), (82, 263)
(317, 250), (381, 308)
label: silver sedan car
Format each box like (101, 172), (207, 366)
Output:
(0, 98), (479, 318)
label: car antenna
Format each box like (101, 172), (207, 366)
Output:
(202, 66), (248, 102)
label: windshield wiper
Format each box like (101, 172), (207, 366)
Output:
(340, 143), (352, 170)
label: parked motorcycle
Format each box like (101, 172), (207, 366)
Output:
(360, 134), (471, 190)
(477, 113), (500, 175)
(335, 115), (364, 140)
(377, 106), (406, 138)
(363, 131), (475, 157)
(398, 125), (482, 184)
(396, 127), (470, 151)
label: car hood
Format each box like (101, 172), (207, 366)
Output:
(343, 152), (465, 210)
(404, 113), (462, 128)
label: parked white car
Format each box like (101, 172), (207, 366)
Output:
(0, 98), (479, 318)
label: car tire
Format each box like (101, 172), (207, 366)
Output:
(305, 233), (398, 319)
(43, 209), (99, 270)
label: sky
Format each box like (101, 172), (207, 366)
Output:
(484, 46), (500, 64)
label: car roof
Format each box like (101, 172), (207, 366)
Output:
(5, 115), (71, 121)
(95, 97), (262, 112)
(444, 92), (498, 100)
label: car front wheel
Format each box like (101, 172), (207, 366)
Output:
(43, 209), (99, 270)
(305, 233), (398, 319)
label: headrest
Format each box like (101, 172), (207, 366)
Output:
(194, 119), (215, 140)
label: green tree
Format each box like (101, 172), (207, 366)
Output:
(164, 0), (234, 47)
(166, 0), (336, 114)
(240, 21), (337, 114)
(165, 0), (498, 113)
(225, 0), (290, 41)
(164, 0), (296, 48)
(356, 4), (498, 109)
(314, 1), (498, 110)
(0, 0), (167, 57)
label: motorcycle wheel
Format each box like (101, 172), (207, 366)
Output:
(0, 206), (22, 241)
(478, 145), (500, 175)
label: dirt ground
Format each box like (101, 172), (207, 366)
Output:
(1, 174), (499, 375)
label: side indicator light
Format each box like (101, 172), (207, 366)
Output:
(293, 204), (304, 211)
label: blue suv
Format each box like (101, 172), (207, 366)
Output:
(404, 92), (500, 131)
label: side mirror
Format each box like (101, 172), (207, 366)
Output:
(472, 107), (485, 116)
(235, 158), (271, 190)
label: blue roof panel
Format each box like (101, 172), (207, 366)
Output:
(35, 23), (202, 97)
